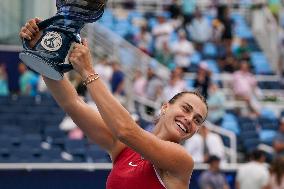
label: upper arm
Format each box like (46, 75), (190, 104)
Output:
(65, 100), (125, 158)
(119, 125), (194, 177)
(43, 76), (125, 158)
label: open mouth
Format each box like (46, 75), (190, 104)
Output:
(176, 120), (189, 134)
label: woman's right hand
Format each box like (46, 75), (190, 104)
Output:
(19, 18), (42, 48)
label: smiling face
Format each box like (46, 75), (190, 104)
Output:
(155, 92), (208, 143)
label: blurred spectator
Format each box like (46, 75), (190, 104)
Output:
(185, 126), (226, 163)
(232, 61), (261, 116)
(236, 150), (269, 189)
(145, 67), (163, 101)
(68, 127), (84, 140)
(187, 9), (212, 50)
(233, 38), (252, 60)
(0, 64), (9, 96)
(94, 56), (113, 90)
(181, 0), (196, 26)
(121, 0), (135, 9)
(193, 62), (211, 99)
(199, 126), (226, 163)
(155, 41), (174, 68)
(18, 63), (39, 96)
(133, 69), (146, 97)
(268, 156), (284, 189)
(273, 117), (284, 156)
(162, 67), (187, 102)
(207, 83), (226, 125)
(168, 0), (182, 19)
(212, 18), (225, 42)
(110, 60), (125, 104)
(184, 133), (204, 163)
(219, 52), (238, 73)
(199, 155), (230, 189)
(268, 0), (281, 19)
(217, 5), (234, 51)
(171, 29), (195, 71)
(152, 15), (174, 51)
(37, 76), (49, 95)
(135, 23), (153, 55)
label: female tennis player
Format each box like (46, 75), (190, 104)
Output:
(20, 18), (208, 189)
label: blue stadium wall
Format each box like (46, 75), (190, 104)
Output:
(0, 169), (236, 189)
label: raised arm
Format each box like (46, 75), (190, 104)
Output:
(69, 41), (194, 178)
(19, 18), (125, 159)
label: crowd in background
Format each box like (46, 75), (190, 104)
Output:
(0, 1), (284, 189)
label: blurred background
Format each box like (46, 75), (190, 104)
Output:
(0, 0), (284, 189)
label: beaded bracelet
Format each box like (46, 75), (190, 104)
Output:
(83, 73), (100, 86)
(83, 73), (97, 82)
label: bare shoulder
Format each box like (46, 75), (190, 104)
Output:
(160, 141), (194, 177)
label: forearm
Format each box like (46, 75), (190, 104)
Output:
(43, 76), (81, 109)
(86, 75), (136, 138)
(43, 76), (119, 152)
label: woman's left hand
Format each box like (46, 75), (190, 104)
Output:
(69, 39), (95, 80)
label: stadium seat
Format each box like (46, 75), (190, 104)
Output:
(242, 138), (260, 152)
(259, 130), (277, 145)
(260, 108), (277, 119)
(39, 147), (65, 163)
(64, 139), (87, 156)
(190, 52), (202, 65)
(202, 43), (217, 59)
(20, 134), (42, 153)
(87, 144), (110, 163)
(43, 127), (67, 145)
(258, 117), (279, 130)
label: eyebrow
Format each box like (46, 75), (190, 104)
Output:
(184, 102), (204, 121)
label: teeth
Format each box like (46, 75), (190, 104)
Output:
(176, 121), (187, 133)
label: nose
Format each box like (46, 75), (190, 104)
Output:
(184, 114), (193, 124)
(184, 115), (198, 133)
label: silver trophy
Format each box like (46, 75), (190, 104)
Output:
(19, 0), (106, 80)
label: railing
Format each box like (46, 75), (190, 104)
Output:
(0, 162), (241, 170)
(205, 121), (237, 163)
(82, 23), (170, 111)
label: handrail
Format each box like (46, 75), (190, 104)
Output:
(205, 121), (238, 163)
(0, 162), (242, 171)
(82, 23), (169, 111)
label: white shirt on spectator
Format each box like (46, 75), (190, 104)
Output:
(152, 22), (174, 51)
(236, 161), (269, 189)
(184, 134), (204, 163)
(163, 80), (187, 102)
(184, 132), (226, 163)
(94, 63), (113, 90)
(206, 132), (226, 162)
(171, 39), (195, 67)
(188, 17), (212, 43)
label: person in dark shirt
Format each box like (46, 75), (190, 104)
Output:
(199, 155), (229, 189)
(193, 62), (211, 99)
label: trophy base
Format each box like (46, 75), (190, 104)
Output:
(19, 52), (63, 80)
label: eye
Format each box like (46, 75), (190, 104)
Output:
(182, 106), (190, 113)
(194, 117), (202, 125)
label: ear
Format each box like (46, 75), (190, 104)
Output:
(160, 103), (169, 115)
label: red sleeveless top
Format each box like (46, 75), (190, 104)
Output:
(106, 147), (166, 189)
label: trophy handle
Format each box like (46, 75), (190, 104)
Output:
(22, 15), (62, 50)
(22, 15), (82, 73)
(59, 34), (82, 73)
